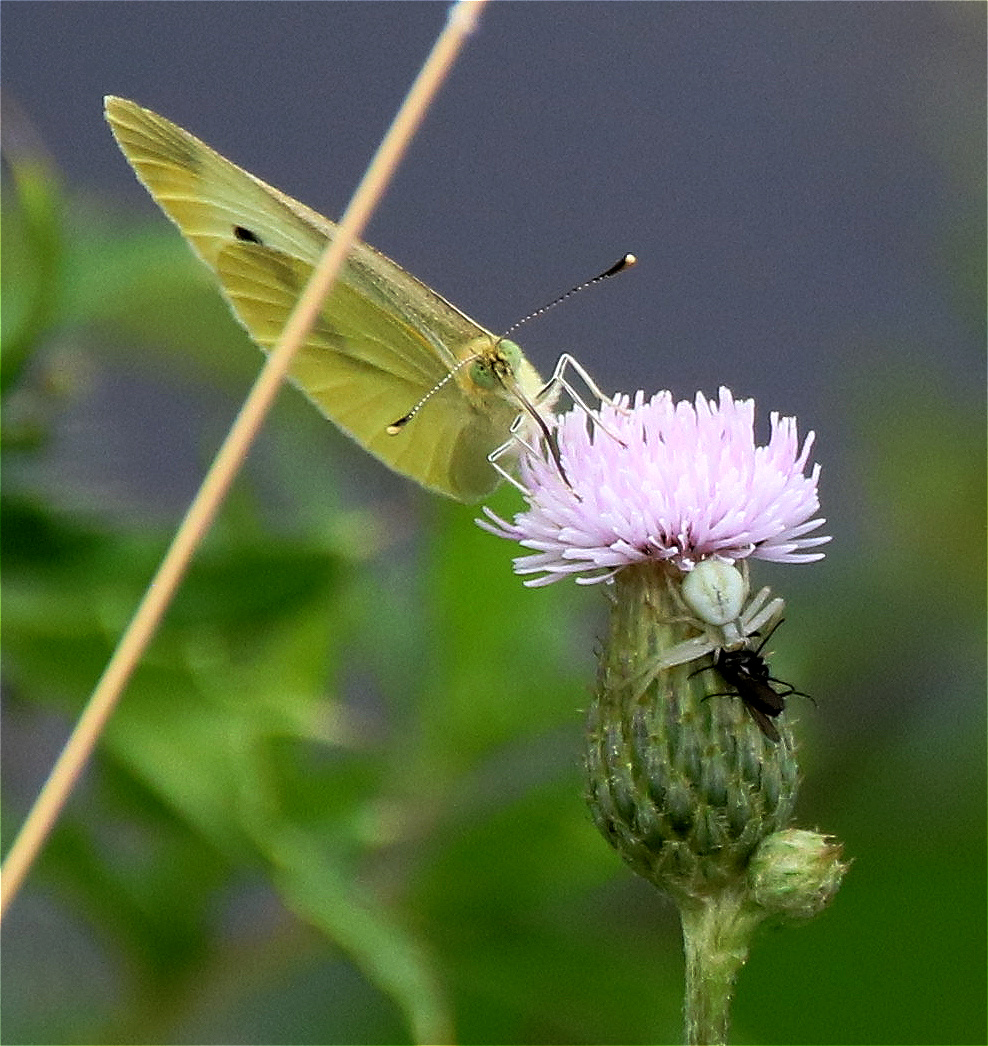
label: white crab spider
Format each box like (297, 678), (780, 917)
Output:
(656, 559), (785, 671)
(605, 560), (786, 705)
(683, 557), (747, 627)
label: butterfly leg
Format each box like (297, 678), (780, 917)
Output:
(538, 353), (612, 407)
(537, 354), (630, 447)
(487, 409), (575, 496)
(487, 432), (538, 495)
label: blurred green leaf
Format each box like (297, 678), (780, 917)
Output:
(1, 155), (65, 394)
(261, 832), (454, 1046)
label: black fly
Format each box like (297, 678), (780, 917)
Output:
(690, 619), (811, 743)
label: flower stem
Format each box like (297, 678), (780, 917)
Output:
(679, 890), (761, 1046)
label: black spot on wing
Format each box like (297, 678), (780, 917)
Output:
(234, 225), (263, 244)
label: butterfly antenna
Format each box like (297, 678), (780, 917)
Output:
(388, 253), (636, 436)
(490, 254), (635, 486)
(387, 356), (475, 433)
(499, 253), (637, 341)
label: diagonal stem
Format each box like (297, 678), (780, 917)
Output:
(0, 0), (489, 921)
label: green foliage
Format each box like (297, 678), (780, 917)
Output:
(3, 160), (984, 1045)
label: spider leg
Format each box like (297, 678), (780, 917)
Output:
(737, 590), (785, 644)
(656, 635), (718, 671)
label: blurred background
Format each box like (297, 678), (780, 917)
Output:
(2, 3), (984, 1044)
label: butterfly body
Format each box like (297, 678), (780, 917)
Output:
(104, 97), (546, 501)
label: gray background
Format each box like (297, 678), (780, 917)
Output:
(4, 1), (982, 409)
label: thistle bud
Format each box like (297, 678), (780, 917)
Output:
(749, 828), (849, 921)
(585, 562), (800, 901)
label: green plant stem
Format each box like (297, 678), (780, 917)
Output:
(679, 889), (763, 1045)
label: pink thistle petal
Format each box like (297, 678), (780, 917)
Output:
(480, 387), (831, 585)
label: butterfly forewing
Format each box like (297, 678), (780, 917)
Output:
(104, 96), (542, 500)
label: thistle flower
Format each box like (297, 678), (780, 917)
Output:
(481, 386), (845, 1045)
(480, 386), (829, 588)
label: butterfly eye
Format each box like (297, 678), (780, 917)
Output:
(682, 559), (747, 627)
(468, 355), (500, 390)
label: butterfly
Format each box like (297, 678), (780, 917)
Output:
(105, 96), (557, 502)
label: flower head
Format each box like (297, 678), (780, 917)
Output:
(481, 387), (829, 586)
